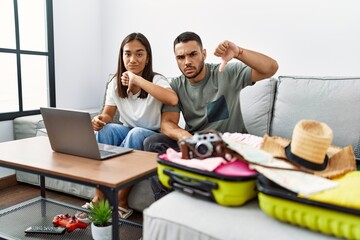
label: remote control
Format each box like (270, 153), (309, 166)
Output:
(25, 226), (66, 234)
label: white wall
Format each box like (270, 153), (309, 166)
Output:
(100, 0), (360, 79)
(53, 0), (105, 110)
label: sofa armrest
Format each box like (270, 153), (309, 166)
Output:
(13, 114), (44, 140)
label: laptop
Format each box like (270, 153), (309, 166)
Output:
(40, 107), (133, 160)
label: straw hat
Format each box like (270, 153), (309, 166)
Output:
(285, 120), (333, 171)
(260, 120), (356, 179)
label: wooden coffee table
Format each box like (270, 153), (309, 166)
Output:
(0, 136), (158, 240)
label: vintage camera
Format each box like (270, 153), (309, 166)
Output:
(178, 130), (226, 159)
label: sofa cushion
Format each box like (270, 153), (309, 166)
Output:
(143, 191), (333, 240)
(271, 76), (360, 154)
(240, 78), (277, 137)
(13, 115), (45, 139)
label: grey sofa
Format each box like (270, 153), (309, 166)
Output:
(143, 76), (360, 239)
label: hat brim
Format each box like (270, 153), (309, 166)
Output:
(285, 144), (329, 171)
(261, 134), (357, 179)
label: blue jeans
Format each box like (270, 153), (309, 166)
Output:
(96, 123), (156, 150)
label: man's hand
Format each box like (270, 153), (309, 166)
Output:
(214, 40), (242, 72)
(92, 115), (107, 131)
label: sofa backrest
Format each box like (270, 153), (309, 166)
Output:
(241, 76), (360, 159)
(99, 74), (122, 124)
(271, 76), (360, 152)
(240, 78), (277, 137)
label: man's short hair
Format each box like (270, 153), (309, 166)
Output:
(173, 31), (203, 51)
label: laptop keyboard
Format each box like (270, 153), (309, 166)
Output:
(99, 149), (116, 158)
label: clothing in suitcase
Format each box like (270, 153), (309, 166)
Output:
(257, 172), (360, 240)
(157, 152), (258, 206)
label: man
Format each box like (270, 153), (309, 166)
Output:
(144, 31), (278, 154)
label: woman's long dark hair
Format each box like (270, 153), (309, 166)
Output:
(116, 32), (155, 98)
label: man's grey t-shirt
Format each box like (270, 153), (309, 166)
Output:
(163, 62), (252, 134)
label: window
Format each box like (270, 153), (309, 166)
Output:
(0, 0), (55, 121)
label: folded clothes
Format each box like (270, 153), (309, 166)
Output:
(254, 165), (338, 196)
(162, 148), (257, 177)
(222, 132), (263, 148)
(303, 171), (360, 210)
(214, 159), (257, 177)
(164, 148), (226, 172)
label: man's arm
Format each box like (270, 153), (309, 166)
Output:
(236, 47), (279, 82)
(160, 111), (192, 141)
(214, 40), (278, 82)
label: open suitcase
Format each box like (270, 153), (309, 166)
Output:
(257, 173), (360, 239)
(157, 154), (258, 206)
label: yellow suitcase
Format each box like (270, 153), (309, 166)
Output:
(157, 154), (258, 206)
(257, 173), (360, 239)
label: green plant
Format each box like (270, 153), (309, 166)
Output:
(88, 199), (112, 227)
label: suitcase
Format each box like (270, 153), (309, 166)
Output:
(157, 154), (258, 206)
(257, 173), (360, 239)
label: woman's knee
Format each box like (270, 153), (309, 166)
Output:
(127, 127), (153, 138)
(97, 123), (130, 145)
(98, 123), (117, 134)
(97, 124), (114, 139)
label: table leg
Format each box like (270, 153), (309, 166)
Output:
(40, 175), (46, 198)
(40, 175), (47, 216)
(100, 186), (119, 240)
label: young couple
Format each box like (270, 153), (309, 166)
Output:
(83, 31), (279, 219)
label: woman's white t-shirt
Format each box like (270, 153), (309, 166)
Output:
(105, 74), (170, 131)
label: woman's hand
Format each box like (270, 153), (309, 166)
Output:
(92, 115), (107, 131)
(121, 71), (138, 94)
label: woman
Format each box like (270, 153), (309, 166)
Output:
(82, 32), (178, 219)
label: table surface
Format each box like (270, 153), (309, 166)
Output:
(0, 136), (158, 189)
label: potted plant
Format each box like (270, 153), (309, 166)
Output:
(89, 199), (113, 240)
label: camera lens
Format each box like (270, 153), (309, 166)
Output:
(197, 144), (208, 155)
(194, 141), (213, 159)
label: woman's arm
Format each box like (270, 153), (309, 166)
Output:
(122, 72), (178, 106)
(92, 105), (117, 131)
